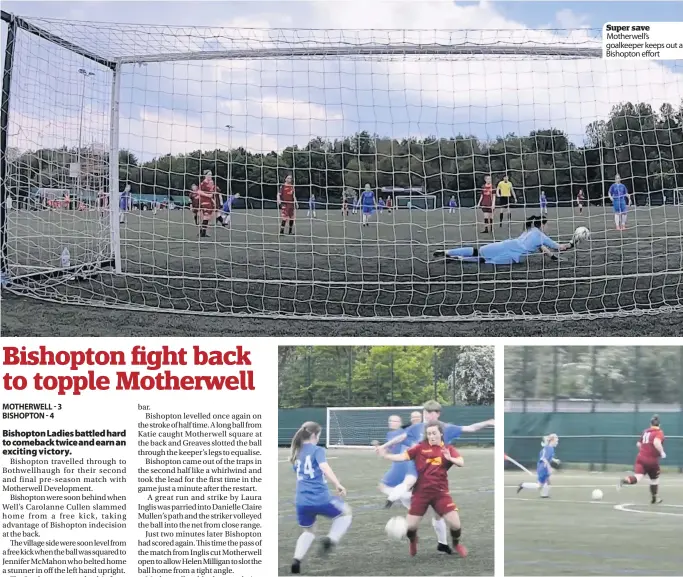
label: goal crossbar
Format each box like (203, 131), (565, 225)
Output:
(326, 405), (423, 448)
(116, 44), (603, 64)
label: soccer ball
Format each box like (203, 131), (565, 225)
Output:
(574, 226), (590, 243)
(385, 516), (407, 540)
(591, 489), (603, 501)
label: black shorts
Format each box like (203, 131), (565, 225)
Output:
(481, 207), (492, 214)
(497, 196), (511, 207)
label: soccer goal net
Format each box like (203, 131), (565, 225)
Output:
(326, 406), (422, 448)
(395, 195), (437, 210)
(2, 13), (683, 320)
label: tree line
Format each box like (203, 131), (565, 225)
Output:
(278, 345), (494, 408)
(505, 346), (683, 404)
(8, 99), (682, 206)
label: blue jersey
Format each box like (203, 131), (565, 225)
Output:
(540, 195), (547, 206)
(309, 197), (315, 208)
(404, 422), (463, 447)
(538, 445), (555, 467)
(449, 199), (456, 207)
(222, 195), (235, 213)
(609, 183), (627, 199)
(120, 191), (131, 210)
(386, 429), (405, 454)
(379, 198), (386, 207)
(471, 227), (559, 265)
(293, 443), (330, 507)
(361, 190), (374, 206)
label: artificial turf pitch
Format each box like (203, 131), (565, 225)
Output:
(277, 447), (494, 576)
(4, 205), (683, 335)
(505, 470), (683, 576)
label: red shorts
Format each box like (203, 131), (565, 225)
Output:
(634, 458), (660, 479)
(281, 202), (295, 219)
(408, 491), (457, 517)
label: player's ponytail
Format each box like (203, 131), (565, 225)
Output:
(289, 421), (322, 464)
(651, 414), (660, 427)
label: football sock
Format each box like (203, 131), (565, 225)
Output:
(521, 482), (540, 490)
(450, 528), (461, 546)
(499, 212), (504, 224)
(614, 214), (620, 228)
(328, 514), (352, 544)
(650, 484), (658, 497)
(541, 483), (550, 497)
(432, 518), (448, 545)
(621, 214), (628, 227)
(288, 221), (294, 234)
(280, 220), (286, 234)
(406, 529), (417, 543)
(293, 531), (315, 561)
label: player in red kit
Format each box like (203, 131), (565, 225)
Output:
(576, 189), (585, 215)
(198, 171), (217, 237)
(278, 174), (298, 235)
(619, 414), (666, 504)
(379, 421), (468, 558)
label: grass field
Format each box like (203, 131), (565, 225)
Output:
(278, 447), (494, 576)
(4, 204), (683, 335)
(505, 470), (683, 576)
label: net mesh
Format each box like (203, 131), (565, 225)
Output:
(3, 16), (683, 320)
(327, 406), (422, 447)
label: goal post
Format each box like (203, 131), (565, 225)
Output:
(326, 406), (423, 449)
(395, 195), (438, 210)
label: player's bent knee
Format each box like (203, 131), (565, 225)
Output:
(340, 503), (352, 516)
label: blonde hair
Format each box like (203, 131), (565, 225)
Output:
(423, 400), (442, 413)
(289, 421), (322, 464)
(423, 420), (445, 442)
(542, 433), (558, 447)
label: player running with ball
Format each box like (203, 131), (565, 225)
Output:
(379, 421), (468, 558)
(516, 434), (559, 498)
(289, 421), (352, 574)
(619, 414), (665, 504)
(609, 174), (632, 231)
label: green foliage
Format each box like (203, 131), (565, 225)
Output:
(278, 346), (494, 408)
(505, 346), (683, 403)
(8, 100), (682, 204)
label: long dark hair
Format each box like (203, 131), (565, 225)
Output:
(524, 215), (547, 231)
(651, 414), (660, 427)
(289, 421), (322, 464)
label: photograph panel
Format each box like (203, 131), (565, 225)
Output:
(504, 345), (683, 576)
(278, 345), (495, 575)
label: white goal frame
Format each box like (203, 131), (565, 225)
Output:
(395, 195), (438, 210)
(326, 405), (423, 449)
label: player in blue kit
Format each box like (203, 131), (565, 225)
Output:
(375, 415), (412, 508)
(539, 191), (548, 216)
(608, 174), (631, 231)
(360, 184), (377, 226)
(516, 434), (559, 498)
(290, 421), (352, 574)
(307, 193), (316, 218)
(433, 216), (573, 265)
(448, 195), (457, 213)
(377, 401), (494, 554)
(217, 192), (239, 228)
(119, 184), (132, 225)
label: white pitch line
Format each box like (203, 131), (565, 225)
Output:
(614, 503), (683, 517)
(506, 496), (615, 505)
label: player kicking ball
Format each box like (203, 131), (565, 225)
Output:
(618, 414), (665, 504)
(608, 174), (631, 231)
(379, 421), (468, 558)
(289, 422), (352, 574)
(516, 434), (559, 498)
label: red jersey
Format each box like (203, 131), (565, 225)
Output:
(406, 441), (460, 494)
(480, 184), (493, 207)
(280, 184), (295, 203)
(577, 191), (584, 201)
(638, 426), (664, 462)
(200, 179), (216, 194)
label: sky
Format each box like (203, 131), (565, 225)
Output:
(2, 0), (682, 161)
